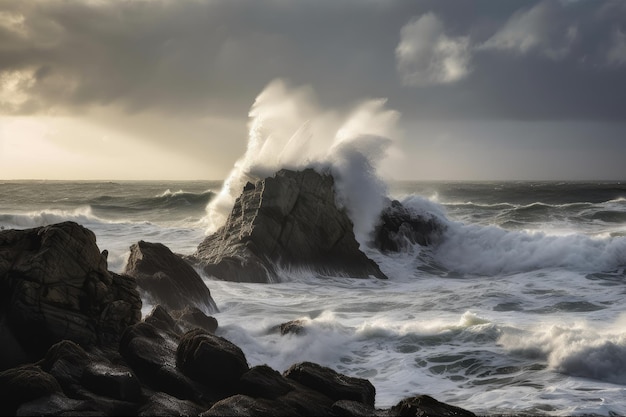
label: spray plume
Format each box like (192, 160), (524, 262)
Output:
(205, 79), (400, 245)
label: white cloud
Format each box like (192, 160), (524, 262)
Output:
(480, 1), (577, 60)
(396, 13), (471, 87)
(607, 28), (626, 67)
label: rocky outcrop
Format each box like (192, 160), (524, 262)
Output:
(0, 222), (477, 416)
(0, 222), (141, 369)
(125, 240), (218, 314)
(373, 199), (444, 252)
(1, 303), (477, 417)
(193, 168), (387, 283)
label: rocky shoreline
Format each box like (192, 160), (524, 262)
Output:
(0, 169), (474, 416)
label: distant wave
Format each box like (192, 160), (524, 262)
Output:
(91, 190), (214, 213)
(0, 206), (110, 229)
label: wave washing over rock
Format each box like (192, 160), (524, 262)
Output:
(191, 168), (390, 283)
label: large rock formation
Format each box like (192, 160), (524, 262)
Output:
(124, 240), (218, 314)
(0, 222), (142, 370)
(193, 168), (387, 283)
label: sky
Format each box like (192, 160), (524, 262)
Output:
(1, 0), (625, 181)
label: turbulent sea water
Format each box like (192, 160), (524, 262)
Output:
(2, 179), (626, 416)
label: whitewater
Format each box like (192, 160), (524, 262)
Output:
(3, 81), (626, 415)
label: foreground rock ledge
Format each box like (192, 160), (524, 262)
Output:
(192, 168), (387, 283)
(0, 221), (141, 370)
(0, 222), (476, 416)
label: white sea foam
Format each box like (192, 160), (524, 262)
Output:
(204, 79), (399, 245)
(499, 315), (626, 385)
(430, 217), (626, 275)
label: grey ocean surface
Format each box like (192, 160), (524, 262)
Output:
(2, 180), (626, 416)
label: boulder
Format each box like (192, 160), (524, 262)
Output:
(139, 392), (206, 417)
(15, 393), (92, 417)
(331, 399), (381, 416)
(81, 362), (141, 402)
(390, 394), (477, 417)
(201, 394), (297, 417)
(284, 361), (376, 406)
(373, 199), (444, 252)
(193, 168), (387, 283)
(173, 306), (219, 334)
(176, 328), (249, 392)
(0, 222), (141, 368)
(0, 364), (62, 415)
(238, 365), (294, 400)
(125, 240), (218, 314)
(119, 321), (210, 404)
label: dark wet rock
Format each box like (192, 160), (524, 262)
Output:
(373, 199), (444, 252)
(332, 399), (382, 416)
(0, 364), (62, 415)
(239, 365), (294, 400)
(278, 319), (307, 335)
(193, 168), (387, 283)
(390, 394), (477, 417)
(278, 386), (334, 416)
(125, 240), (218, 314)
(174, 306), (219, 334)
(284, 361), (376, 406)
(201, 394), (297, 417)
(38, 340), (91, 394)
(144, 305), (182, 336)
(81, 362), (141, 402)
(119, 321), (211, 404)
(15, 393), (92, 417)
(0, 222), (141, 368)
(176, 328), (249, 392)
(69, 386), (139, 416)
(139, 392), (206, 417)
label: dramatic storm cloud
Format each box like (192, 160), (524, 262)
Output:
(0, 0), (625, 180)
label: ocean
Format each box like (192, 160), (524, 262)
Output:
(2, 179), (626, 416)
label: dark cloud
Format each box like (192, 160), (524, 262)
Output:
(0, 0), (625, 123)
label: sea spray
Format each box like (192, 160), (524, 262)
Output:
(204, 79), (400, 245)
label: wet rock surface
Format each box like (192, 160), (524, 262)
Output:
(125, 240), (218, 314)
(0, 220), (476, 416)
(193, 168), (387, 282)
(0, 222), (141, 368)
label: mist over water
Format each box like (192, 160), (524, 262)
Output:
(204, 79), (399, 245)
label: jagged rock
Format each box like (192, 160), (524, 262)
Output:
(332, 399), (381, 416)
(125, 240), (218, 314)
(238, 365), (294, 400)
(193, 168), (387, 283)
(277, 319), (307, 336)
(284, 361), (376, 406)
(144, 305), (182, 336)
(0, 364), (62, 415)
(139, 392), (206, 417)
(38, 340), (91, 394)
(174, 306), (219, 334)
(176, 328), (249, 392)
(119, 321), (211, 404)
(15, 393), (92, 417)
(390, 394), (477, 417)
(0, 222), (141, 369)
(201, 394), (297, 417)
(278, 386), (334, 416)
(373, 199), (444, 252)
(81, 362), (141, 402)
